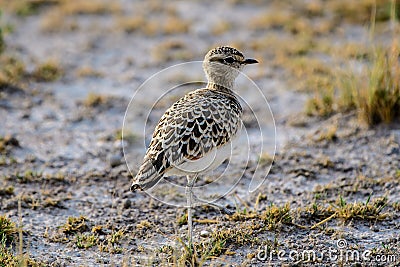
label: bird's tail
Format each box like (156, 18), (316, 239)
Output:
(130, 159), (163, 192)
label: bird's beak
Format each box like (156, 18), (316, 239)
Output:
(242, 58), (259, 65)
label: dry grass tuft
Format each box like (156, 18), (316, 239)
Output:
(249, 7), (333, 36)
(116, 15), (190, 36)
(0, 55), (26, 86)
(116, 16), (146, 34)
(59, 0), (121, 15)
(174, 203), (291, 265)
(152, 40), (193, 63)
(297, 195), (391, 231)
(37, 0), (120, 33)
(176, 226), (258, 265)
(0, 215), (45, 266)
(331, 42), (372, 60)
(0, 0), (61, 16)
(328, 0), (400, 23)
(273, 50), (336, 96)
(76, 66), (104, 78)
(334, 195), (389, 221)
(61, 216), (89, 235)
(258, 152), (274, 166)
(314, 124), (338, 142)
(211, 21), (232, 35)
(249, 10), (296, 31)
(306, 0), (400, 125)
(82, 93), (108, 107)
(341, 44), (400, 125)
(0, 183), (14, 196)
(306, 85), (334, 117)
(0, 57), (62, 86)
(32, 60), (63, 82)
(75, 233), (97, 249)
(261, 203), (292, 230)
(0, 215), (16, 243)
(51, 218), (126, 253)
(136, 220), (152, 230)
(40, 10), (78, 32)
(163, 17), (190, 35)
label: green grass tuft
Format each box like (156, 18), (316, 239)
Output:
(333, 195), (389, 221)
(32, 60), (63, 82)
(61, 216), (88, 235)
(0, 55), (26, 86)
(0, 215), (16, 244)
(337, 44), (400, 125)
(306, 1), (400, 125)
(75, 233), (97, 249)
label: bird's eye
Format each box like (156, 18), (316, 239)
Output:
(224, 57), (235, 64)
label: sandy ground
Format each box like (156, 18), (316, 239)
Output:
(1, 1), (399, 266)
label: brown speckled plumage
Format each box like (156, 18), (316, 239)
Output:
(131, 46), (258, 191)
(135, 88), (242, 189)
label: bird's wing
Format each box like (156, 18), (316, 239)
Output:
(132, 89), (242, 190)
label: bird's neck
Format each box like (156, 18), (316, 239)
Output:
(206, 82), (231, 92)
(206, 78), (234, 93)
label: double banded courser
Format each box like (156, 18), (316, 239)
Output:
(131, 46), (258, 245)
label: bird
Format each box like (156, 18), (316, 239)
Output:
(130, 46), (258, 246)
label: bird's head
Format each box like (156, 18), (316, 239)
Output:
(203, 46), (258, 88)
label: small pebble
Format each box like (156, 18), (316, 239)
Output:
(109, 154), (122, 167)
(370, 226), (379, 232)
(200, 230), (209, 237)
(123, 199), (131, 209)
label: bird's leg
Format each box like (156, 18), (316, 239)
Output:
(186, 174), (198, 249)
(192, 195), (234, 215)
